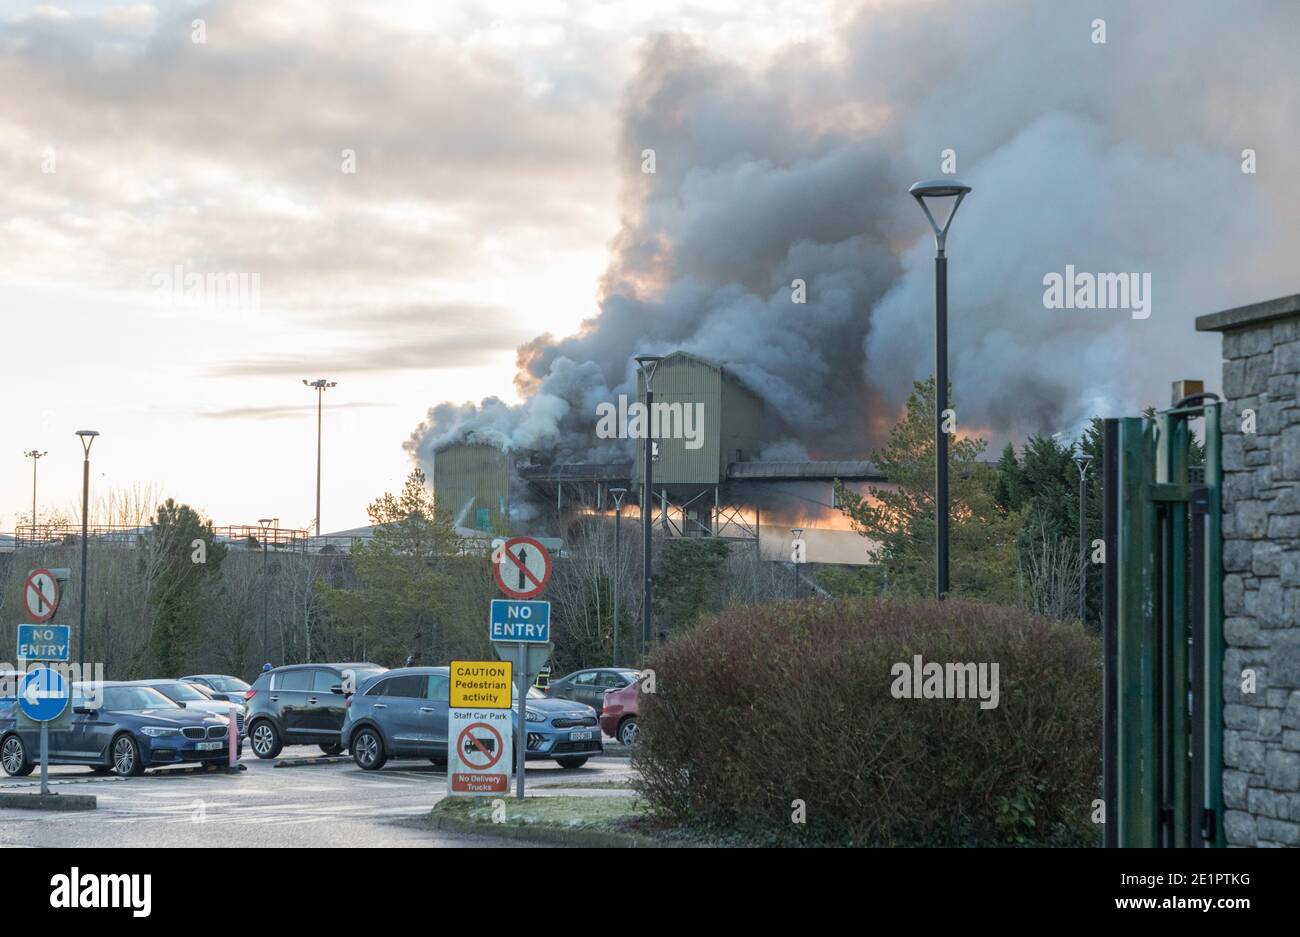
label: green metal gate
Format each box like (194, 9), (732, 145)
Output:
(1102, 394), (1225, 848)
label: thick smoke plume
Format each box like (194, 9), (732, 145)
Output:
(407, 0), (1299, 472)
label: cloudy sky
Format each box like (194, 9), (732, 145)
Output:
(0, 0), (839, 531)
(1, 0), (1295, 533)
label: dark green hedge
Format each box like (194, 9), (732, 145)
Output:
(633, 598), (1102, 846)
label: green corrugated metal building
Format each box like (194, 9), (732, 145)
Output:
(430, 442), (511, 535)
(632, 351), (766, 486)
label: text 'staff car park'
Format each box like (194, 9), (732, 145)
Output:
(343, 666), (602, 771)
(0, 683), (238, 777)
(244, 662), (387, 759)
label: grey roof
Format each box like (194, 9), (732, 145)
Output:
(1195, 293), (1300, 332)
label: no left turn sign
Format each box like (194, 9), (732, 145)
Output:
(24, 569), (59, 623)
(493, 536), (552, 600)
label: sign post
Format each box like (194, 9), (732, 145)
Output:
(18, 567), (72, 795)
(489, 539), (554, 799)
(447, 660), (513, 796)
(19, 667), (69, 795)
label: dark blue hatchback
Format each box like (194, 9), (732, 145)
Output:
(0, 681), (240, 777)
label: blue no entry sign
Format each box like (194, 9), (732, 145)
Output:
(17, 624), (70, 662)
(19, 667), (69, 722)
(489, 600), (551, 643)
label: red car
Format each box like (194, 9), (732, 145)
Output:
(600, 679), (640, 745)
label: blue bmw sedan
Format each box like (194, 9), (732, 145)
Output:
(0, 681), (240, 777)
(341, 666), (602, 770)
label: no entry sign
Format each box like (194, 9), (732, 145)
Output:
(448, 708), (513, 795)
(493, 537), (552, 599)
(23, 569), (60, 623)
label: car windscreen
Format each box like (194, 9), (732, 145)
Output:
(511, 687), (547, 700)
(152, 682), (209, 702)
(104, 686), (179, 711)
(207, 676), (250, 692)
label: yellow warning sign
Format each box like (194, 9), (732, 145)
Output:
(450, 660), (513, 709)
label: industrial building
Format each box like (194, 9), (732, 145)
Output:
(430, 352), (885, 561)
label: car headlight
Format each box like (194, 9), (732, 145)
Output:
(140, 726), (179, 738)
(525, 709), (546, 723)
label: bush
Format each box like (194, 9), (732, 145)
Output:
(633, 597), (1101, 846)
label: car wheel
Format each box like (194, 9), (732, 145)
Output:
(556, 756), (588, 769)
(319, 743), (343, 756)
(351, 728), (386, 770)
(249, 720), (282, 759)
(112, 734), (145, 777)
(618, 717), (639, 746)
(0, 735), (34, 777)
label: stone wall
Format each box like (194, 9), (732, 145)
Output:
(1198, 294), (1300, 847)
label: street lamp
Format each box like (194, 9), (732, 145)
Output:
(23, 450), (47, 545)
(909, 178), (972, 599)
(302, 379), (337, 537)
(259, 518), (274, 665)
(1073, 450), (1094, 623)
(74, 430), (99, 671)
(609, 487), (628, 667)
(791, 528), (804, 599)
(634, 355), (663, 656)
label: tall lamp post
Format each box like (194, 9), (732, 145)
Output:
(1073, 451), (1093, 623)
(23, 449), (47, 544)
(74, 430), (99, 670)
(609, 487), (628, 667)
(634, 355), (663, 656)
(259, 518), (274, 664)
(302, 379), (337, 537)
(909, 178), (972, 599)
(791, 527), (804, 599)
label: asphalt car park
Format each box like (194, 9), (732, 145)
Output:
(0, 736), (634, 848)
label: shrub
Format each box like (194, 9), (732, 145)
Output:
(633, 597), (1101, 846)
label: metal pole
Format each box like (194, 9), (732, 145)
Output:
(79, 456), (90, 671)
(31, 455), (37, 538)
(262, 539), (270, 664)
(935, 253), (949, 599)
(612, 506), (621, 667)
(40, 722), (49, 796)
(1079, 466), (1088, 622)
(642, 389), (654, 656)
(515, 647), (527, 799)
(315, 386), (323, 537)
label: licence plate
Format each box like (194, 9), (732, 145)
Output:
(569, 730), (593, 741)
(196, 741), (223, 751)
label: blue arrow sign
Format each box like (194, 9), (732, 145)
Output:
(19, 667), (69, 722)
(489, 600), (550, 643)
(17, 623), (70, 662)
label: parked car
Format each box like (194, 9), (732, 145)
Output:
(178, 674), (250, 704)
(125, 679), (245, 736)
(600, 678), (640, 746)
(342, 666), (603, 771)
(245, 662), (386, 759)
(0, 682), (238, 777)
(545, 668), (640, 711)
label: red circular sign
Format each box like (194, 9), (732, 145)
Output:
(493, 536), (552, 600)
(457, 722), (505, 770)
(24, 569), (59, 623)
